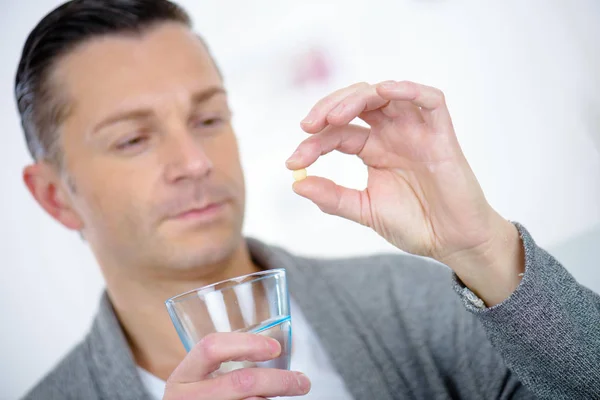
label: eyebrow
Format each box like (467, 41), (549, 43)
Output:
(92, 86), (227, 133)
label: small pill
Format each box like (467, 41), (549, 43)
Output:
(292, 169), (307, 182)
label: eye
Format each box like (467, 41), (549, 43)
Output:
(115, 135), (149, 151)
(194, 117), (224, 128)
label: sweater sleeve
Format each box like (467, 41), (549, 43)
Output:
(453, 223), (600, 399)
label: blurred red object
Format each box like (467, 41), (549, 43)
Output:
(292, 47), (333, 87)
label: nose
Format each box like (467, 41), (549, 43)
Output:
(163, 131), (213, 183)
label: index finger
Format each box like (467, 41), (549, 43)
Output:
(300, 82), (370, 134)
(168, 332), (281, 384)
(285, 124), (370, 170)
(375, 80), (453, 128)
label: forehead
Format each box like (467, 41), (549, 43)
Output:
(55, 23), (221, 119)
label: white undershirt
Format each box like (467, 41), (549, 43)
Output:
(138, 299), (354, 399)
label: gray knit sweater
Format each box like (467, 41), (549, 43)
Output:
(23, 224), (600, 399)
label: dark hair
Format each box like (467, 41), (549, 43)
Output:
(14, 0), (192, 165)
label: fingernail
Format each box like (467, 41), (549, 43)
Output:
(286, 149), (301, 165)
(380, 80), (397, 89)
(329, 103), (345, 117)
(295, 372), (311, 393)
(268, 338), (281, 356)
(301, 113), (313, 125)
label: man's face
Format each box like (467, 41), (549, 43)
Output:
(54, 23), (246, 273)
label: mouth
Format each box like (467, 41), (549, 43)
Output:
(172, 202), (228, 223)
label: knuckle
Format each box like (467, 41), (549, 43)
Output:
(230, 369), (257, 393)
(398, 80), (418, 95)
(319, 96), (337, 109)
(430, 87), (446, 107)
(319, 201), (337, 216)
(303, 138), (321, 153)
(352, 81), (370, 89)
(378, 79), (397, 87)
(198, 333), (220, 361)
(436, 89), (446, 103)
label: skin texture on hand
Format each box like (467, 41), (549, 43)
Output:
(163, 332), (311, 400)
(286, 80), (525, 307)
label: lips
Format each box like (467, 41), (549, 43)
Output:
(171, 201), (227, 222)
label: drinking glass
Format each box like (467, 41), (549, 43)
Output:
(165, 269), (291, 375)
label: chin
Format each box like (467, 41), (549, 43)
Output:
(164, 225), (243, 270)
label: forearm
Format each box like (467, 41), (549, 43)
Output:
(454, 223), (600, 399)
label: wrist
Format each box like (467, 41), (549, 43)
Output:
(442, 217), (525, 307)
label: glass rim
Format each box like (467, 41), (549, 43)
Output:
(165, 268), (286, 305)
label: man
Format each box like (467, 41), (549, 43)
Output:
(15, 0), (599, 399)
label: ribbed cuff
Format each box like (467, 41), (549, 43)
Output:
(452, 221), (532, 313)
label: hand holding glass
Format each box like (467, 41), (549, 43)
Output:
(165, 269), (291, 375)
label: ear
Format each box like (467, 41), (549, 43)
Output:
(23, 163), (84, 231)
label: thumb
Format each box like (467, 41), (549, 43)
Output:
(292, 175), (370, 226)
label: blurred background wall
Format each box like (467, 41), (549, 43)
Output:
(1, 0), (599, 398)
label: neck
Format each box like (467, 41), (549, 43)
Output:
(101, 239), (260, 381)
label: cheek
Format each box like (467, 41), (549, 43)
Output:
(207, 132), (244, 182)
(75, 161), (152, 229)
